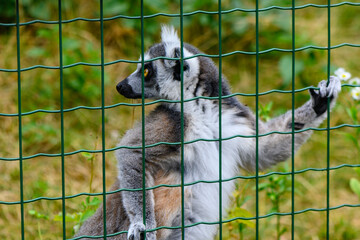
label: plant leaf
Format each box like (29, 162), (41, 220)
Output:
(278, 55), (304, 88)
(350, 178), (360, 198)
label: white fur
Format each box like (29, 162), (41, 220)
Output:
(161, 25), (180, 44)
(183, 49), (200, 82)
(156, 50), (200, 101)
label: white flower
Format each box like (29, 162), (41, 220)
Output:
(351, 87), (360, 100)
(349, 77), (360, 86)
(334, 67), (351, 81)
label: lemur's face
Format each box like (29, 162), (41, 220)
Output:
(116, 26), (200, 100)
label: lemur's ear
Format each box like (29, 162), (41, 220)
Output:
(161, 26), (190, 79)
(164, 47), (189, 81)
(161, 25), (179, 44)
(164, 47), (180, 68)
(172, 47), (189, 71)
(162, 25), (182, 68)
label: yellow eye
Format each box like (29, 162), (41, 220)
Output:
(144, 68), (149, 77)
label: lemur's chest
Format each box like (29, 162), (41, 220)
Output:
(182, 108), (252, 181)
(151, 106), (253, 231)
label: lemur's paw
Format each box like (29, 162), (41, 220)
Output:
(309, 76), (341, 116)
(317, 76), (342, 98)
(128, 222), (156, 240)
(128, 222), (145, 240)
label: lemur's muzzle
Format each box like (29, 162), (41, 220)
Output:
(116, 78), (142, 99)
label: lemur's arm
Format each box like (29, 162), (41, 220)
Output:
(244, 76), (341, 171)
(117, 106), (181, 240)
(117, 147), (157, 240)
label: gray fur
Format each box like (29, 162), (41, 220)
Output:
(75, 26), (341, 240)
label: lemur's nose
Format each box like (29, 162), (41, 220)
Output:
(116, 81), (123, 94)
(116, 78), (130, 95)
(116, 78), (141, 99)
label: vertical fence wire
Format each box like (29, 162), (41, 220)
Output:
(326, 0), (332, 239)
(15, 0), (25, 239)
(217, 0), (223, 239)
(179, 1), (186, 239)
(140, 0), (147, 239)
(255, 0), (260, 239)
(99, 0), (107, 239)
(57, 0), (66, 238)
(291, 0), (296, 239)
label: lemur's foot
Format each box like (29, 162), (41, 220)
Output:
(128, 222), (156, 240)
(309, 76), (341, 116)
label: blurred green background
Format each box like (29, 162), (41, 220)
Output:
(0, 0), (359, 239)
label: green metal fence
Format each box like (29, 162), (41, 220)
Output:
(1, 0), (360, 240)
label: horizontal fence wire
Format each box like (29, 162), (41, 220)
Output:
(65, 199), (360, 239)
(2, 163), (360, 205)
(64, 202), (360, 239)
(1, 2), (359, 27)
(1, 1), (360, 239)
(2, 44), (360, 72)
(1, 124), (360, 161)
(1, 86), (360, 117)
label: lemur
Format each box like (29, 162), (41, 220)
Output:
(75, 26), (342, 240)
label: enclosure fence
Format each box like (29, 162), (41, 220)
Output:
(1, 0), (360, 240)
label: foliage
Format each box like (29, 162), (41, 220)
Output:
(258, 164), (299, 240)
(224, 181), (254, 240)
(278, 55), (304, 89)
(350, 176), (360, 199)
(29, 196), (101, 235)
(258, 102), (273, 122)
(27, 151), (101, 236)
(335, 68), (360, 200)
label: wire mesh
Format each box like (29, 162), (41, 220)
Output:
(1, 1), (360, 240)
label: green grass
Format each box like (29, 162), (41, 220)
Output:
(0, 1), (359, 239)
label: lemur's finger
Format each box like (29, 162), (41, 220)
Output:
(326, 77), (336, 97)
(327, 76), (341, 98)
(318, 80), (328, 98)
(309, 88), (318, 99)
(128, 233), (137, 240)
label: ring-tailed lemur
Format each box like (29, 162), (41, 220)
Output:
(75, 26), (341, 240)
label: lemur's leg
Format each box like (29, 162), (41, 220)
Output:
(117, 149), (157, 240)
(248, 76), (341, 171)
